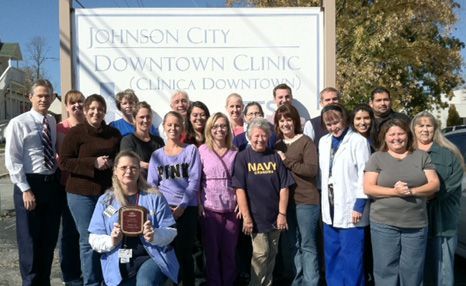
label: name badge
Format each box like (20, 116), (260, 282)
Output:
(118, 248), (132, 263)
(103, 205), (117, 218)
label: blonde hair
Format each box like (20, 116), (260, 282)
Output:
(204, 112), (233, 150)
(225, 93), (244, 108)
(411, 111), (465, 168)
(112, 150), (159, 206)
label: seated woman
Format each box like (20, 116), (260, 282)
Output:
(88, 150), (179, 286)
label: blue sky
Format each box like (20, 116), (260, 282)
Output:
(1, 0), (465, 94)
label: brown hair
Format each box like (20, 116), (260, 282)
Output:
(132, 101), (153, 118)
(64, 90), (84, 105)
(320, 103), (349, 130)
(274, 103), (302, 138)
(378, 118), (414, 152)
(273, 83), (292, 98)
(320, 87), (340, 101)
(115, 89), (139, 111)
(84, 94), (107, 113)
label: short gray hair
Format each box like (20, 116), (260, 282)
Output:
(247, 117), (271, 139)
(30, 79), (53, 96)
(170, 90), (190, 105)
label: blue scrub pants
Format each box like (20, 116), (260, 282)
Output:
(323, 224), (366, 286)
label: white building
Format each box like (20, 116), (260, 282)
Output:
(433, 88), (466, 128)
(0, 42), (30, 141)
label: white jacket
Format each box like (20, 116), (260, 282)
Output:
(319, 129), (371, 228)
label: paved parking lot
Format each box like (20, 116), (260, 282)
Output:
(0, 177), (63, 286)
(1, 175), (466, 285)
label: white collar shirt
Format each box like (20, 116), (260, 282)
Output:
(5, 109), (57, 191)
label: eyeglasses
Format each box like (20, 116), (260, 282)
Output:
(212, 124), (228, 130)
(246, 112), (263, 117)
(117, 166), (139, 173)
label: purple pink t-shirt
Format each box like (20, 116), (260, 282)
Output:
(147, 144), (201, 207)
(198, 144), (238, 213)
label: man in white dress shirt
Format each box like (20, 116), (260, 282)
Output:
(5, 79), (62, 286)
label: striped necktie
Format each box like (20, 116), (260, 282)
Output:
(42, 116), (55, 170)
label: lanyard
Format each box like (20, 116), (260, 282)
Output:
(329, 143), (338, 178)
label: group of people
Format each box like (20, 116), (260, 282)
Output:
(4, 79), (464, 286)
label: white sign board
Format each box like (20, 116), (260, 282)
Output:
(73, 8), (324, 124)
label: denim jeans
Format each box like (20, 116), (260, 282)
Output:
(292, 204), (320, 286)
(371, 222), (427, 286)
(119, 258), (167, 286)
(424, 235), (457, 286)
(59, 186), (82, 283)
(67, 193), (102, 286)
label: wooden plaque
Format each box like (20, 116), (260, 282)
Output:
(119, 206), (148, 237)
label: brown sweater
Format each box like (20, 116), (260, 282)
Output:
(59, 121), (121, 196)
(275, 135), (320, 205)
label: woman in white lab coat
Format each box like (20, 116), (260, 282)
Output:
(319, 104), (371, 286)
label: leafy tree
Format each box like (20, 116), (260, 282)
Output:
(227, 0), (464, 115)
(447, 104), (463, 126)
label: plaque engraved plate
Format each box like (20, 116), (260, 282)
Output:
(119, 206), (148, 237)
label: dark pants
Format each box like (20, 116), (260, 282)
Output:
(59, 184), (82, 283)
(273, 202), (297, 285)
(173, 206), (198, 286)
(14, 174), (62, 286)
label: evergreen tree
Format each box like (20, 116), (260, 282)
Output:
(447, 104), (463, 126)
